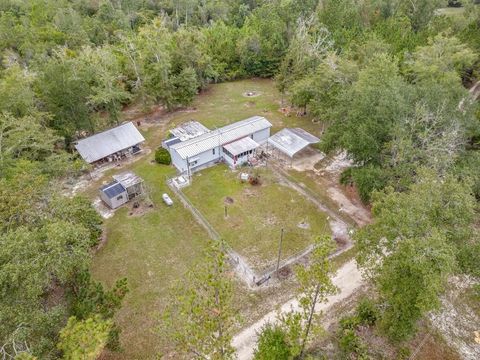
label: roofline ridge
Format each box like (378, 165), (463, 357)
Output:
(171, 116), (271, 151)
(76, 121), (136, 144)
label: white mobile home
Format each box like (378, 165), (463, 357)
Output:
(168, 116), (272, 173)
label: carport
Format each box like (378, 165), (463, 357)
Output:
(267, 128), (320, 166)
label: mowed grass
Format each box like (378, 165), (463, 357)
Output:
(91, 158), (211, 359)
(183, 165), (331, 272)
(150, 78), (321, 140)
(90, 79), (326, 358)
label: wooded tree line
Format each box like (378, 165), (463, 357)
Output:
(0, 0), (479, 359)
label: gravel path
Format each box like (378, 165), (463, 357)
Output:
(232, 259), (364, 360)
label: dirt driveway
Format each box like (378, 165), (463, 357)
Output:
(232, 259), (364, 360)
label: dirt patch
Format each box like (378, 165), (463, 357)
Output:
(243, 188), (257, 197)
(263, 215), (277, 226)
(224, 196), (235, 204)
(92, 198), (114, 219)
(429, 275), (480, 360)
(291, 147), (326, 172)
(277, 266), (292, 280)
(322, 151), (353, 175)
(245, 101), (256, 107)
(297, 220), (310, 229)
(128, 201), (154, 217)
(327, 187), (371, 227)
(243, 91), (262, 98)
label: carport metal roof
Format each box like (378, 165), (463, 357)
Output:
(267, 128), (320, 157)
(75, 122), (145, 163)
(223, 137), (259, 156)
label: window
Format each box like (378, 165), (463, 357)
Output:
(213, 148), (215, 155)
(251, 134), (253, 139)
(116, 195), (123, 200)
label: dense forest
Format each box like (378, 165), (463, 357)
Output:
(0, 0), (479, 359)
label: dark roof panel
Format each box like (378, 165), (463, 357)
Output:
(101, 181), (126, 199)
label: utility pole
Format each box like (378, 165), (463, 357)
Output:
(276, 228), (284, 276)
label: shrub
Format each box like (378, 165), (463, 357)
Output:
(339, 328), (364, 355)
(340, 167), (354, 186)
(339, 315), (360, 331)
(254, 324), (292, 360)
(356, 298), (379, 326)
(155, 147), (171, 165)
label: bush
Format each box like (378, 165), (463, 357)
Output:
(340, 167), (354, 186)
(254, 324), (292, 360)
(457, 241), (480, 277)
(356, 298), (379, 326)
(339, 328), (365, 356)
(155, 148), (171, 165)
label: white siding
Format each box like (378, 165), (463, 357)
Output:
(171, 148), (188, 173)
(100, 190), (128, 209)
(189, 147), (221, 171)
(252, 128), (270, 144)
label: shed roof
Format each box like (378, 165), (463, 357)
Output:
(100, 181), (126, 199)
(223, 137), (259, 156)
(267, 128), (320, 157)
(75, 122), (145, 163)
(169, 121), (210, 141)
(171, 116), (272, 159)
(112, 172), (143, 189)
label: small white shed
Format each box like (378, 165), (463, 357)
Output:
(99, 181), (128, 209)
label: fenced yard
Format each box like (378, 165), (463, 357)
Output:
(182, 165), (331, 273)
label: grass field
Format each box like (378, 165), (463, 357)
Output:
(89, 78), (326, 359)
(182, 165), (331, 272)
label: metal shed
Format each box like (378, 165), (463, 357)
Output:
(75, 122), (145, 164)
(99, 181), (128, 209)
(267, 128), (320, 158)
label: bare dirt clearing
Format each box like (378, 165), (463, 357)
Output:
(429, 276), (480, 360)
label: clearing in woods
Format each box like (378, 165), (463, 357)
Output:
(90, 79), (335, 359)
(89, 79), (369, 359)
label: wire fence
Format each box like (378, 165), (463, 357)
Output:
(167, 166), (354, 287)
(168, 179), (260, 287)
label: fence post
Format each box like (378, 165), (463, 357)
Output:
(276, 228), (284, 276)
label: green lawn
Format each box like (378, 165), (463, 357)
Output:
(135, 78), (322, 146)
(91, 159), (211, 359)
(89, 79), (330, 359)
(182, 165), (331, 272)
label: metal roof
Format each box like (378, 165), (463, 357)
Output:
(112, 171), (143, 189)
(169, 121), (210, 141)
(75, 122), (145, 163)
(170, 116), (272, 159)
(100, 181), (126, 199)
(268, 128), (320, 157)
(223, 137), (259, 156)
